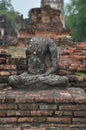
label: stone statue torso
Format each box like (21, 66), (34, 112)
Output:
(26, 41), (47, 74)
(26, 37), (57, 75)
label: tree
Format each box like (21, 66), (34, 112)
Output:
(0, 0), (14, 11)
(0, 0), (18, 35)
(65, 0), (86, 42)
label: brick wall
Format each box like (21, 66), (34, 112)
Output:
(0, 53), (27, 85)
(59, 42), (86, 72)
(19, 6), (71, 44)
(59, 42), (86, 90)
(0, 88), (86, 129)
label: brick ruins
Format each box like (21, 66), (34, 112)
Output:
(0, 0), (86, 129)
(0, 15), (10, 37)
(18, 0), (71, 46)
(59, 42), (86, 72)
(0, 87), (86, 130)
(0, 15), (11, 45)
(0, 42), (86, 129)
(59, 42), (86, 90)
(15, 15), (25, 37)
(41, 0), (65, 27)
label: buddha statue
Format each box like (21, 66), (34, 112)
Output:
(9, 37), (68, 90)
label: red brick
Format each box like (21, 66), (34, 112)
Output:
(18, 104), (38, 110)
(0, 65), (16, 70)
(39, 104), (57, 110)
(24, 128), (45, 130)
(7, 110), (30, 116)
(73, 118), (86, 124)
(59, 42), (86, 72)
(35, 97), (53, 103)
(5, 97), (15, 103)
(47, 117), (71, 124)
(74, 111), (86, 117)
(0, 127), (21, 130)
(6, 58), (18, 64)
(0, 117), (17, 124)
(80, 42), (86, 45)
(59, 105), (86, 111)
(31, 110), (53, 116)
(6, 111), (17, 116)
(32, 117), (46, 122)
(18, 117), (46, 123)
(0, 96), (5, 103)
(15, 128), (21, 130)
(0, 104), (17, 110)
(16, 97), (34, 103)
(18, 117), (33, 123)
(55, 97), (72, 103)
(13, 128), (21, 130)
(0, 71), (10, 76)
(75, 96), (86, 103)
(0, 111), (6, 116)
(10, 71), (17, 75)
(55, 111), (72, 116)
(0, 58), (6, 64)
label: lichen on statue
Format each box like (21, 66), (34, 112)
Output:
(9, 37), (68, 90)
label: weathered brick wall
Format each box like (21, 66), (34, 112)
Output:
(59, 42), (86, 72)
(0, 88), (86, 129)
(18, 6), (71, 46)
(0, 53), (27, 85)
(59, 42), (86, 90)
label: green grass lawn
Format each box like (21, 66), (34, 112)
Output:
(7, 46), (26, 58)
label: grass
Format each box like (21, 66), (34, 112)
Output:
(7, 46), (26, 58)
(75, 72), (86, 78)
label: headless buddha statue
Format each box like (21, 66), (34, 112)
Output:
(9, 37), (68, 90)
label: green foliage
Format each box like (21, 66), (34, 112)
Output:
(0, 10), (17, 35)
(0, 0), (18, 35)
(65, 0), (86, 42)
(0, 0), (14, 11)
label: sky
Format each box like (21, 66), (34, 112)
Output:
(11, 0), (70, 18)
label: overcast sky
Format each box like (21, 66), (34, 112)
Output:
(11, 0), (70, 18)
